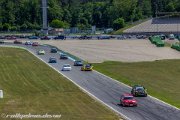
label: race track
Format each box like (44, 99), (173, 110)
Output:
(1, 43), (180, 120)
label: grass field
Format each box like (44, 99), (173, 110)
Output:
(113, 18), (150, 34)
(94, 60), (180, 108)
(0, 47), (121, 120)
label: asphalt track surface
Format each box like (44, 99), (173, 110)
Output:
(1, 43), (180, 120)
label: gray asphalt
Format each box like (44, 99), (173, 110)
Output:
(1, 42), (180, 120)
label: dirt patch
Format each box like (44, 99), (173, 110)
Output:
(37, 39), (180, 63)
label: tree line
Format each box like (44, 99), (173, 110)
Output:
(0, 0), (179, 31)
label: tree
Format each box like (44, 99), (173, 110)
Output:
(20, 23), (28, 31)
(50, 19), (65, 28)
(113, 18), (125, 30)
(3, 23), (11, 31)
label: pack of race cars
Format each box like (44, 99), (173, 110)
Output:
(7, 40), (148, 108)
(37, 47), (147, 107)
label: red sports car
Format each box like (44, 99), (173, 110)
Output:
(120, 93), (137, 107)
(32, 42), (39, 46)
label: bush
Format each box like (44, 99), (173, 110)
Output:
(10, 26), (17, 31)
(113, 18), (125, 30)
(3, 23), (11, 31)
(50, 19), (65, 28)
(0, 23), (3, 31)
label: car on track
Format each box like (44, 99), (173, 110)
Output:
(61, 64), (71, 71)
(120, 93), (137, 107)
(0, 40), (4, 44)
(81, 64), (93, 71)
(28, 36), (39, 39)
(38, 50), (45, 55)
(60, 53), (68, 59)
(41, 36), (51, 40)
(51, 48), (58, 53)
(131, 85), (147, 97)
(32, 42), (39, 46)
(25, 41), (33, 45)
(48, 57), (57, 63)
(14, 40), (22, 44)
(74, 60), (83, 66)
(53, 35), (66, 40)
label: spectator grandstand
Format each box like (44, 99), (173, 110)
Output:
(124, 17), (180, 34)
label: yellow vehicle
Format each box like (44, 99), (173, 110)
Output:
(81, 64), (93, 71)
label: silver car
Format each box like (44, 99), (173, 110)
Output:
(62, 64), (72, 71)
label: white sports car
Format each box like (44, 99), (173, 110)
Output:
(62, 64), (71, 71)
(38, 50), (45, 55)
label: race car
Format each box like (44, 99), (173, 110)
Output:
(120, 93), (137, 107)
(60, 54), (68, 59)
(74, 60), (83, 66)
(81, 64), (93, 71)
(32, 42), (39, 46)
(48, 57), (57, 63)
(51, 48), (58, 53)
(14, 40), (22, 44)
(61, 64), (71, 71)
(38, 50), (45, 55)
(131, 85), (147, 97)
(25, 41), (32, 45)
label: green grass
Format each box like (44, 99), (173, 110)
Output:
(94, 60), (180, 108)
(0, 48), (121, 120)
(113, 18), (151, 35)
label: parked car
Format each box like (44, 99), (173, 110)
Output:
(120, 93), (137, 107)
(14, 40), (22, 44)
(6, 36), (17, 40)
(74, 60), (83, 66)
(48, 57), (57, 63)
(0, 40), (4, 44)
(61, 64), (71, 71)
(131, 85), (147, 97)
(97, 35), (111, 39)
(25, 41), (33, 45)
(160, 34), (166, 40)
(51, 48), (58, 53)
(28, 36), (39, 39)
(79, 35), (92, 40)
(32, 42), (39, 46)
(41, 36), (51, 40)
(169, 34), (175, 40)
(54, 35), (66, 40)
(60, 54), (68, 59)
(0, 36), (5, 39)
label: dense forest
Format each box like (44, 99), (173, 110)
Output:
(0, 0), (179, 31)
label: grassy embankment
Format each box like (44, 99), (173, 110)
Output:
(94, 60), (180, 108)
